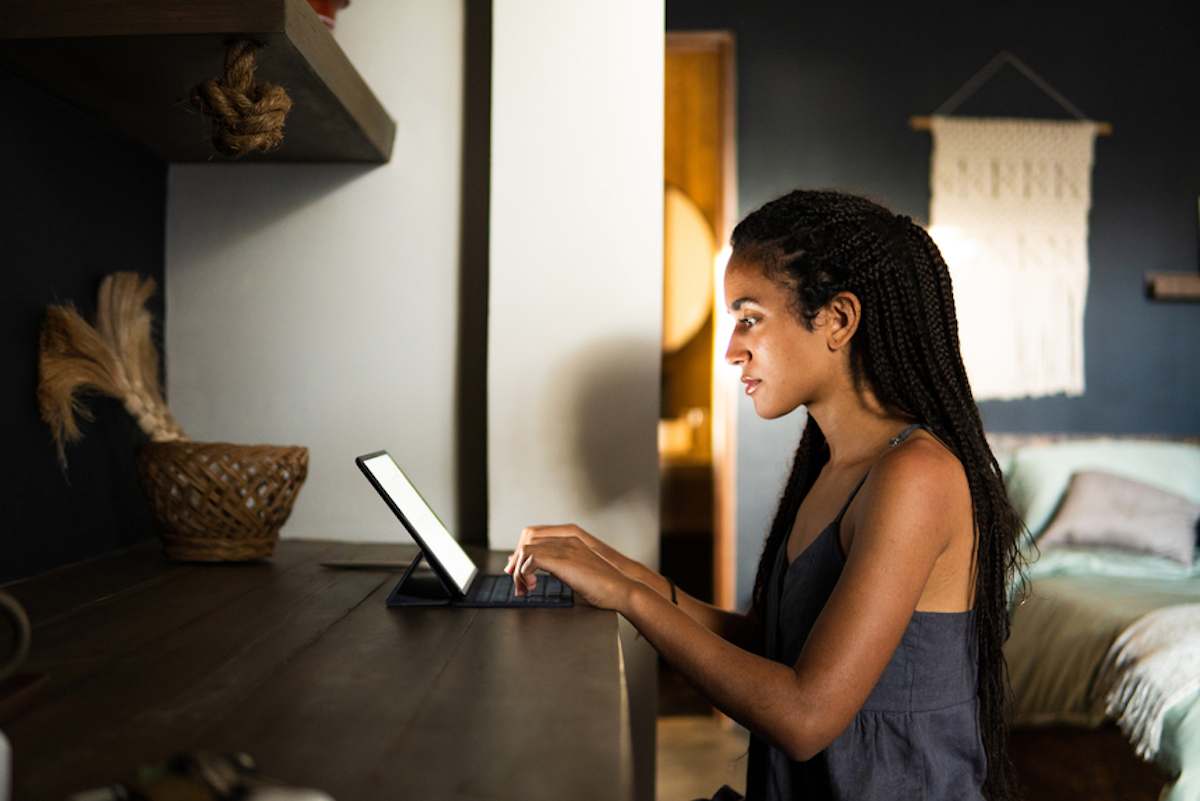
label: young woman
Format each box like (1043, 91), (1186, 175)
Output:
(504, 189), (1030, 801)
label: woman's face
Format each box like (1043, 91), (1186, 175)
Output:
(722, 253), (846, 419)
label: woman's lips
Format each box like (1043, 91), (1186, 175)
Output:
(742, 378), (761, 395)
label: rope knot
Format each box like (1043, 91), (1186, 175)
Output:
(191, 40), (293, 158)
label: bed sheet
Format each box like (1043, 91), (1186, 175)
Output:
(1005, 568), (1200, 800)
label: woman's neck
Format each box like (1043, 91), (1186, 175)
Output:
(806, 389), (918, 470)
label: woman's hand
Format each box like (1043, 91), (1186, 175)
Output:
(503, 524), (636, 611)
(505, 524), (616, 591)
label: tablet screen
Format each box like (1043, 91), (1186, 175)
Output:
(358, 452), (477, 593)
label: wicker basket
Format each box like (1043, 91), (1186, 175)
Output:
(137, 441), (309, 561)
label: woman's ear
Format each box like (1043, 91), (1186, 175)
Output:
(824, 291), (862, 352)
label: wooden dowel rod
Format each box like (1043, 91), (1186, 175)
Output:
(1145, 272), (1200, 302)
(909, 114), (1112, 136)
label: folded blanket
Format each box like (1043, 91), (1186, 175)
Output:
(1092, 603), (1200, 761)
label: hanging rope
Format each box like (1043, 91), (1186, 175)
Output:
(933, 50), (1091, 120)
(190, 40), (294, 158)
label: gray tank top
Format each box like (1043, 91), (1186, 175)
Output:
(745, 422), (988, 800)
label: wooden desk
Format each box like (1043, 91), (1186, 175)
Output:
(2, 540), (634, 801)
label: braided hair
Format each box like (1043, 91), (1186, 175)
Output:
(733, 189), (1033, 801)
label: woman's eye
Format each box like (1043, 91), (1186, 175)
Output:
(737, 317), (758, 329)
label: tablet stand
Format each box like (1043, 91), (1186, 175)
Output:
(385, 550), (461, 607)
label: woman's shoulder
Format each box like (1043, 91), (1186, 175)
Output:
(849, 431), (972, 545)
(881, 429), (967, 491)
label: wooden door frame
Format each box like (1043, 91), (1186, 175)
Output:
(665, 30), (739, 620)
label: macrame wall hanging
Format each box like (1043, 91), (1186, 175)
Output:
(911, 51), (1112, 400)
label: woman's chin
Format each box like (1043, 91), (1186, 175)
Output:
(751, 394), (801, 420)
(751, 397), (781, 419)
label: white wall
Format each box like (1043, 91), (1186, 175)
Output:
(488, 5), (664, 801)
(166, 1), (464, 542)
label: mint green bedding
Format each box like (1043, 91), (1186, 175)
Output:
(994, 437), (1200, 798)
(1004, 554), (1200, 800)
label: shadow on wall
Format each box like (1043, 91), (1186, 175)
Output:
(563, 336), (662, 512)
(167, 162), (375, 271)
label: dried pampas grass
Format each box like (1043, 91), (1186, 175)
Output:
(38, 272), (187, 468)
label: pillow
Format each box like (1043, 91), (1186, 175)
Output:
(1003, 439), (1200, 541)
(1024, 544), (1200, 581)
(1036, 470), (1200, 565)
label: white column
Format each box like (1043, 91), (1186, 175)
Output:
(488, 1), (664, 566)
(489, 4), (664, 800)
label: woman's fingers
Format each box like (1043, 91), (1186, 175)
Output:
(510, 527), (578, 592)
(508, 531), (550, 591)
(512, 553), (525, 595)
(507, 550), (531, 594)
(516, 552), (537, 595)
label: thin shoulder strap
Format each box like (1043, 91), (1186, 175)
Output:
(832, 422), (926, 524)
(888, 422), (925, 448)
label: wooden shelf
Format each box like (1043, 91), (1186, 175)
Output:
(0, 0), (395, 163)
(1145, 272), (1200, 302)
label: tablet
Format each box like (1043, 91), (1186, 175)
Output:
(355, 451), (478, 596)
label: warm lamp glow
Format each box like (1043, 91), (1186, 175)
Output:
(663, 186), (716, 352)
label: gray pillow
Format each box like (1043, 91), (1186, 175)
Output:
(1038, 469), (1200, 565)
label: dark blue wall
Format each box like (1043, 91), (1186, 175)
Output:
(1, 66), (166, 584)
(666, 3), (1200, 609)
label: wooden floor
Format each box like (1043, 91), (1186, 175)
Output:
(1008, 724), (1173, 801)
(657, 715), (748, 801)
(657, 658), (747, 801)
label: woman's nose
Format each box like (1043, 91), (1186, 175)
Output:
(724, 337), (747, 366)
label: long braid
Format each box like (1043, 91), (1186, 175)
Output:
(747, 418), (828, 638)
(733, 189), (1033, 801)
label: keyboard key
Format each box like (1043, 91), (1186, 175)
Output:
(456, 574), (574, 606)
(488, 578), (511, 604)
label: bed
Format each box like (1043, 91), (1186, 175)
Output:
(988, 433), (1200, 801)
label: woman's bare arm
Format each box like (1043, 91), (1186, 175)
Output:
(509, 524), (763, 652)
(584, 536), (763, 653)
